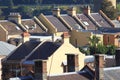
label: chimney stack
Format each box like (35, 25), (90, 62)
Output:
(34, 59), (47, 80)
(83, 5), (91, 15)
(66, 54), (79, 72)
(94, 54), (104, 80)
(52, 8), (60, 17)
(8, 12), (21, 24)
(67, 7), (76, 16)
(62, 32), (70, 43)
(21, 32), (30, 43)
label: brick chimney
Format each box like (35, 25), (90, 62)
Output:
(67, 7), (76, 16)
(66, 54), (79, 72)
(83, 5), (91, 15)
(52, 8), (60, 17)
(94, 54), (104, 80)
(21, 32), (30, 43)
(8, 12), (21, 24)
(34, 59), (47, 80)
(61, 32), (70, 43)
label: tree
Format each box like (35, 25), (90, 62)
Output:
(88, 35), (100, 47)
(101, 0), (116, 19)
(97, 43), (108, 54)
(88, 35), (100, 54)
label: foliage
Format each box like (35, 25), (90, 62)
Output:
(101, 0), (117, 20)
(107, 45), (116, 55)
(96, 43), (108, 54)
(88, 35), (100, 47)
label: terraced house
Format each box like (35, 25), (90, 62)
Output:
(0, 6), (120, 47)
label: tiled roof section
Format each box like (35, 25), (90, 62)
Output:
(77, 14), (96, 30)
(7, 41), (41, 60)
(61, 15), (83, 29)
(46, 16), (69, 32)
(48, 73), (90, 80)
(21, 19), (45, 33)
(91, 13), (112, 28)
(0, 20), (23, 35)
(104, 67), (120, 80)
(0, 41), (16, 56)
(26, 41), (61, 60)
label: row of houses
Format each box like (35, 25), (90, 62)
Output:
(1, 5), (120, 80)
(0, 6), (120, 47)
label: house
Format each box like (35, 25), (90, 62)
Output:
(2, 32), (85, 80)
(48, 54), (120, 80)
(0, 41), (16, 80)
(0, 13), (47, 45)
(37, 6), (115, 47)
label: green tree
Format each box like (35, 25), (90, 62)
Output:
(88, 35), (100, 47)
(88, 35), (100, 54)
(97, 43), (108, 54)
(101, 0), (116, 19)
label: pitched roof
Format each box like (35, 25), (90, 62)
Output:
(46, 15), (69, 32)
(48, 65), (94, 80)
(0, 41), (16, 55)
(77, 14), (96, 30)
(21, 19), (45, 33)
(104, 67), (120, 80)
(0, 20), (23, 35)
(7, 41), (41, 61)
(91, 13), (112, 28)
(26, 41), (61, 60)
(61, 15), (83, 29)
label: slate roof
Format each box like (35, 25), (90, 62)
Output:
(0, 20), (23, 35)
(21, 19), (45, 33)
(46, 15), (69, 32)
(104, 67), (120, 80)
(61, 15), (83, 29)
(26, 41), (61, 60)
(77, 14), (96, 30)
(0, 41), (16, 56)
(7, 41), (41, 60)
(91, 13), (112, 28)
(6, 41), (62, 62)
(48, 65), (94, 80)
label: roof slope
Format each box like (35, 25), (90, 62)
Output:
(104, 67), (120, 80)
(0, 20), (23, 35)
(0, 41), (16, 55)
(91, 13), (112, 28)
(26, 41), (61, 60)
(7, 41), (41, 60)
(21, 19), (45, 33)
(46, 16), (69, 32)
(77, 14), (96, 30)
(61, 15), (83, 29)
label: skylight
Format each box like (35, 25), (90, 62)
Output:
(83, 21), (89, 26)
